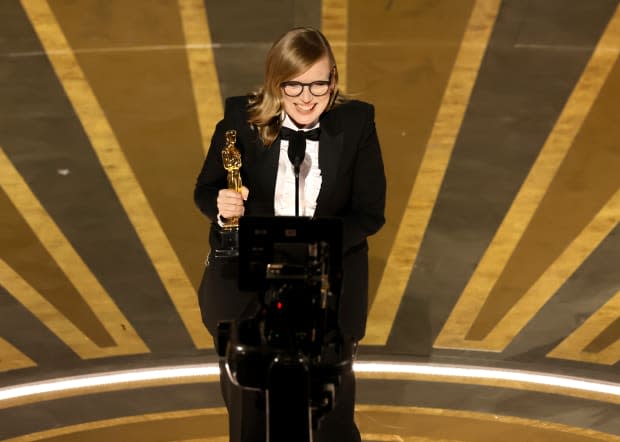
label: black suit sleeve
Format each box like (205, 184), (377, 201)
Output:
(341, 104), (386, 252)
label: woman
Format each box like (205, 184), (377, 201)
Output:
(194, 27), (386, 442)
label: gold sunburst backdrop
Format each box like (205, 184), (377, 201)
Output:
(0, 0), (618, 383)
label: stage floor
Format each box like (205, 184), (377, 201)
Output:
(1, 0), (619, 440)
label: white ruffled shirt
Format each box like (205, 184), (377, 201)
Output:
(274, 114), (322, 217)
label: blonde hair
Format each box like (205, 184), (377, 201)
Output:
(247, 27), (343, 146)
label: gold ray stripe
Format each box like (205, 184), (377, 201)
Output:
(481, 190), (620, 353)
(0, 259), (144, 359)
(321, 0), (348, 93)
(0, 336), (36, 372)
(362, 0), (501, 345)
(435, 5), (620, 351)
(0, 148), (147, 358)
(20, 0), (212, 349)
(178, 0), (223, 155)
(549, 287), (620, 365)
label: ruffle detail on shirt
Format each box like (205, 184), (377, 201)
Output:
(274, 140), (322, 217)
(274, 156), (296, 216)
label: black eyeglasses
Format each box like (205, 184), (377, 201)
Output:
(280, 78), (332, 97)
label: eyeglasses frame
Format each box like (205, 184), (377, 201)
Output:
(280, 70), (335, 97)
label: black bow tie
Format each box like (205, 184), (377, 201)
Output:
(279, 126), (321, 170)
(279, 126), (321, 142)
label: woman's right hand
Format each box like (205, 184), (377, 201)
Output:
(217, 186), (249, 219)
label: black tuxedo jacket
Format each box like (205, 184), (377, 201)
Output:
(194, 96), (386, 340)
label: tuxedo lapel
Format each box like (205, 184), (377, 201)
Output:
(316, 114), (343, 216)
(240, 128), (279, 214)
(257, 137), (280, 203)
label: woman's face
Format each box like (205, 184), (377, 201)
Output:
(281, 56), (334, 128)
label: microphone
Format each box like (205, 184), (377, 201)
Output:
(287, 130), (307, 175)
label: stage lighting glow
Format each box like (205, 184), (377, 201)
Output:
(353, 362), (620, 397)
(0, 361), (618, 405)
(0, 364), (219, 402)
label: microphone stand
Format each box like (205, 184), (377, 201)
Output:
(288, 132), (306, 217)
(294, 163), (301, 217)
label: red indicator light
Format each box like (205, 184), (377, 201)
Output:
(276, 302), (283, 310)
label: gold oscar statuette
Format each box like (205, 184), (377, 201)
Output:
(215, 130), (242, 257)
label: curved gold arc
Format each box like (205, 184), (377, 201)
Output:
(2, 409), (228, 442)
(355, 405), (620, 442)
(4, 405), (619, 442)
